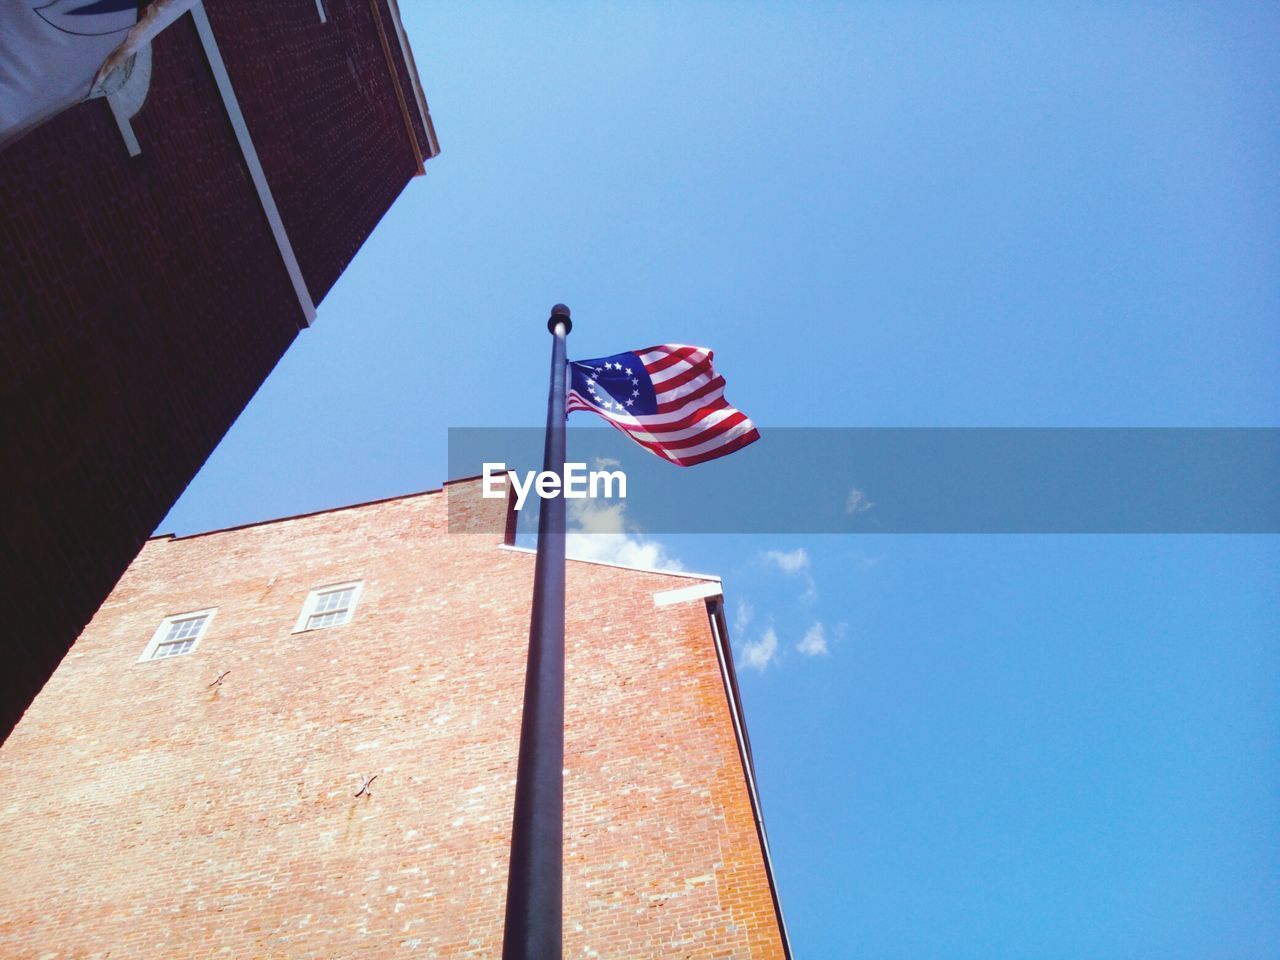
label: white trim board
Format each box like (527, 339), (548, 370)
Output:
(653, 581), (723, 607)
(707, 601), (795, 958)
(137, 607), (217, 662)
(191, 2), (316, 327)
(291, 580), (365, 633)
(384, 0), (438, 158)
(106, 94), (141, 157)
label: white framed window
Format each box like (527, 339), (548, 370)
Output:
(293, 581), (364, 633)
(139, 608), (216, 662)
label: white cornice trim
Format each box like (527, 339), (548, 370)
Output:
(653, 581), (723, 607)
(707, 599), (795, 958)
(383, 0), (438, 159)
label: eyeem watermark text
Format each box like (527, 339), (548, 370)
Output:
(482, 462), (627, 511)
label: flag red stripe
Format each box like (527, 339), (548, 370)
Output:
(627, 404), (738, 441)
(671, 427), (760, 466)
(658, 374), (725, 414)
(618, 412), (746, 454)
(652, 359), (713, 395)
(569, 391), (731, 434)
(568, 343), (753, 467)
(644, 345), (703, 375)
(641, 389), (727, 426)
(637, 344), (694, 364)
(656, 410), (749, 454)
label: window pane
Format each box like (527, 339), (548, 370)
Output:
(165, 615), (206, 642)
(306, 608), (349, 630)
(153, 637), (195, 659)
(315, 589), (353, 614)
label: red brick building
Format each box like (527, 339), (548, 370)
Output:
(0, 478), (791, 958)
(0, 0), (437, 740)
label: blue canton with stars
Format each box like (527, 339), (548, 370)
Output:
(569, 352), (659, 416)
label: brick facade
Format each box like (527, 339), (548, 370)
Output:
(0, 479), (789, 958)
(0, 0), (436, 741)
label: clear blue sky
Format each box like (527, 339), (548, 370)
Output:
(162, 3), (1279, 956)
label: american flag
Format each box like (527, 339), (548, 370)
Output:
(566, 345), (759, 466)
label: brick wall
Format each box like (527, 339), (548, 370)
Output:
(0, 0), (434, 741)
(205, 0), (433, 301)
(0, 480), (787, 958)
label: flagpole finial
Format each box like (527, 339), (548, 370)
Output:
(548, 304), (572, 335)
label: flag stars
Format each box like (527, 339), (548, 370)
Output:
(571, 346), (756, 464)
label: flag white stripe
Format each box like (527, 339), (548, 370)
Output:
(647, 353), (710, 388)
(659, 418), (757, 458)
(568, 403), (741, 459)
(655, 369), (715, 403)
(621, 419), (749, 463)
(568, 386), (727, 429)
(637, 344), (695, 365)
(611, 407), (741, 446)
(568, 343), (756, 466)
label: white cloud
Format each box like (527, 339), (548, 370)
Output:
(797, 622), (828, 657)
(592, 456), (621, 469)
(565, 499), (683, 572)
(740, 627), (778, 671)
(846, 487), (874, 514)
(763, 548), (809, 573)
(733, 598), (753, 636)
(762, 547), (816, 602)
(567, 498), (627, 535)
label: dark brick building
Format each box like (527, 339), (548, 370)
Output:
(0, 0), (437, 740)
(0, 478), (791, 958)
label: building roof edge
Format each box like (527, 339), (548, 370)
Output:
(382, 0), (440, 161)
(497, 544), (720, 583)
(707, 597), (796, 959)
(148, 485), (448, 543)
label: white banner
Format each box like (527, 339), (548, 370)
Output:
(0, 1), (143, 148)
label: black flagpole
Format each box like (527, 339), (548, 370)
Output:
(502, 304), (571, 960)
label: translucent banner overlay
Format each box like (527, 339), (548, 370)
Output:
(448, 428), (1280, 534)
